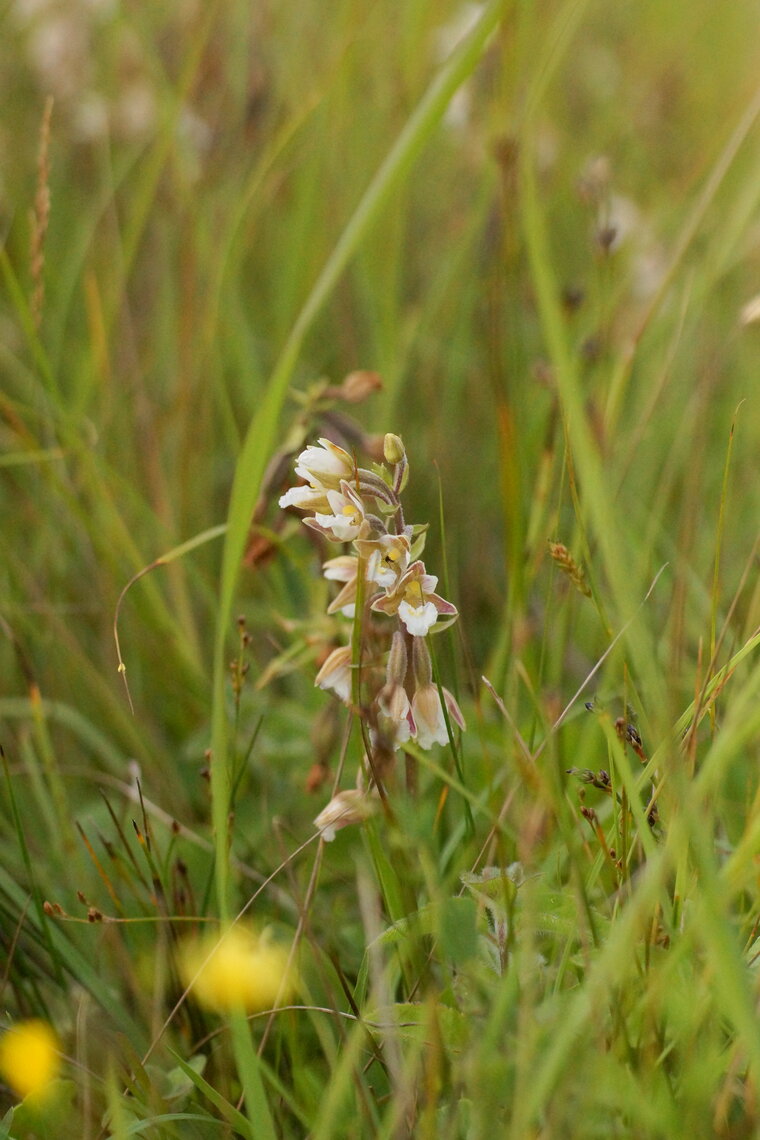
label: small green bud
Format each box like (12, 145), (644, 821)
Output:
(383, 433), (405, 466)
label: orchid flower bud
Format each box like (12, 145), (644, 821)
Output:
(383, 433), (405, 466)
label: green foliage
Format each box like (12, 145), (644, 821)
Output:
(2, 0), (760, 1135)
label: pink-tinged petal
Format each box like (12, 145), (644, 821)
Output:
(370, 593), (399, 617)
(393, 711), (415, 746)
(388, 562), (440, 605)
(397, 561), (437, 590)
(302, 516), (337, 538)
(443, 688), (466, 732)
(338, 479), (366, 513)
(396, 560), (424, 584)
(429, 594), (458, 616)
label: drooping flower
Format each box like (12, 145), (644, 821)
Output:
(0, 1020), (60, 1101)
(314, 645), (353, 703)
(322, 554), (359, 584)
(370, 560), (457, 636)
(412, 683), (466, 749)
(322, 554), (361, 617)
(179, 926), (295, 1014)
(377, 682), (415, 746)
(355, 532), (411, 590)
(314, 788), (376, 841)
(303, 480), (366, 542)
(294, 438), (355, 490)
(407, 633), (465, 749)
(278, 484), (329, 512)
(374, 630), (415, 746)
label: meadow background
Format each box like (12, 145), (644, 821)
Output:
(2, 0), (760, 1135)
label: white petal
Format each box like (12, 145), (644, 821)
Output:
(412, 684), (449, 749)
(415, 710), (448, 748)
(279, 485), (322, 510)
(297, 446), (342, 476)
(322, 556), (358, 582)
(398, 599), (438, 636)
(313, 512), (362, 542)
(373, 564), (398, 588)
(295, 440), (353, 484)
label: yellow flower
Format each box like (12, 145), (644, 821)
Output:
(179, 926), (295, 1014)
(0, 1020), (60, 1101)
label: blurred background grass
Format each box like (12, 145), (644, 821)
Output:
(2, 0), (760, 1134)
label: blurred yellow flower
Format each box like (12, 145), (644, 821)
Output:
(179, 926), (295, 1014)
(0, 1020), (60, 1101)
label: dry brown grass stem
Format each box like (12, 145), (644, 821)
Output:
(30, 96), (54, 330)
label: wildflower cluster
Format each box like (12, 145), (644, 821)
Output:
(280, 434), (465, 839)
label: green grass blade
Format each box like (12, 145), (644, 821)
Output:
(167, 1049), (256, 1140)
(228, 1008), (278, 1140)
